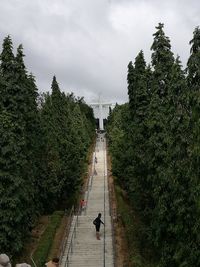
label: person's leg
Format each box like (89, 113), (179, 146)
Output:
(96, 231), (100, 240)
(96, 226), (100, 240)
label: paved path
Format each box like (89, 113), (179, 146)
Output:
(61, 134), (114, 267)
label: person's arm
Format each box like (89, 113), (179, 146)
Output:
(100, 220), (104, 225)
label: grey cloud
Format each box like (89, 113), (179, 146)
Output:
(0, 0), (199, 104)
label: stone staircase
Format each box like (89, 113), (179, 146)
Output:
(60, 135), (114, 267)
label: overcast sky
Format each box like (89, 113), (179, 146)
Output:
(0, 0), (199, 104)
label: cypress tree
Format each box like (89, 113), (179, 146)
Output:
(0, 37), (41, 253)
(107, 103), (132, 186)
(39, 79), (62, 210)
(127, 61), (135, 114)
(145, 23), (176, 256)
(132, 50), (149, 121)
(0, 37), (32, 254)
(0, 36), (15, 111)
(183, 26), (200, 266)
(39, 76), (95, 210)
(127, 51), (150, 211)
(187, 26), (200, 178)
(0, 35), (95, 255)
(151, 23), (174, 97)
(0, 35), (15, 78)
(107, 23), (200, 267)
(148, 22), (174, 182)
(187, 26), (200, 90)
(0, 111), (30, 254)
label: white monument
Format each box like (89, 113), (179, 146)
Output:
(90, 99), (114, 130)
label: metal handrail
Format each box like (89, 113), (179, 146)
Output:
(103, 135), (106, 267)
(65, 208), (80, 267)
(106, 144), (117, 267)
(64, 138), (97, 264)
(103, 135), (116, 266)
(63, 136), (107, 267)
(30, 254), (37, 267)
(84, 175), (91, 215)
(91, 141), (98, 190)
(59, 206), (74, 260)
(110, 188), (117, 267)
(84, 171), (91, 215)
(84, 150), (95, 215)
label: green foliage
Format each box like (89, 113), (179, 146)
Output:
(151, 23), (174, 80)
(187, 26), (200, 89)
(0, 36), (95, 256)
(0, 111), (29, 254)
(39, 78), (95, 211)
(107, 103), (133, 188)
(32, 211), (64, 267)
(107, 23), (200, 267)
(0, 36), (38, 255)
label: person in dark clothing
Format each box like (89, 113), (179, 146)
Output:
(93, 213), (104, 240)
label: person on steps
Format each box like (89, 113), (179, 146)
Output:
(46, 258), (59, 267)
(93, 213), (104, 240)
(80, 199), (87, 212)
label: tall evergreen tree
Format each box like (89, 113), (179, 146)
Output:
(183, 27), (200, 266)
(0, 36), (15, 111)
(0, 43), (24, 254)
(0, 36), (40, 254)
(126, 51), (150, 211)
(107, 103), (132, 186)
(127, 61), (135, 114)
(187, 26), (200, 90)
(107, 23), (200, 267)
(0, 35), (15, 77)
(151, 23), (174, 97)
(39, 76), (95, 210)
(187, 26), (200, 184)
(0, 35), (95, 256)
(187, 26), (200, 180)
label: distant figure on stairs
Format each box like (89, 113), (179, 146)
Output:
(93, 213), (104, 240)
(80, 199), (87, 212)
(46, 258), (59, 267)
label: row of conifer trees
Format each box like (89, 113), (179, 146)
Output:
(0, 36), (95, 255)
(107, 23), (200, 266)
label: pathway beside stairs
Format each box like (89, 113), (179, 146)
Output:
(61, 134), (114, 267)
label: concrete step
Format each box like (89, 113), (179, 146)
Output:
(61, 139), (114, 267)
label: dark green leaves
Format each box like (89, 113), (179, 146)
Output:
(0, 37), (95, 256)
(107, 23), (200, 267)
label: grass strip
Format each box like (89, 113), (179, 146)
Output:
(115, 183), (157, 267)
(32, 211), (64, 267)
